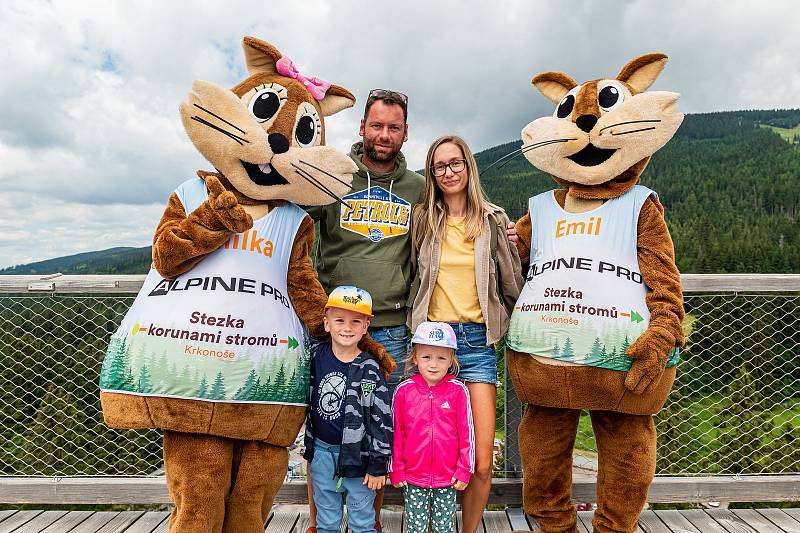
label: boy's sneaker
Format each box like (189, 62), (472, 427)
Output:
(305, 528), (316, 533)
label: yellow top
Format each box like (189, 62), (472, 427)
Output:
(427, 216), (484, 324)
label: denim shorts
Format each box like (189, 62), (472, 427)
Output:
(368, 324), (410, 392)
(448, 322), (498, 385)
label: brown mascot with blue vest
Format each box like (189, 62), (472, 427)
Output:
(508, 54), (685, 533)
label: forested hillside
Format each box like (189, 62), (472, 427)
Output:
(0, 247), (151, 275)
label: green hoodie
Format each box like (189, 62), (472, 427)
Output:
(306, 142), (425, 327)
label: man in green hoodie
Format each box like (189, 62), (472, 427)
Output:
(306, 89), (424, 387)
(304, 89), (424, 533)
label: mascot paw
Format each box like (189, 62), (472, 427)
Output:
(206, 175), (253, 233)
(358, 334), (397, 380)
(624, 326), (674, 394)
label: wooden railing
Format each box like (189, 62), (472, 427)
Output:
(0, 476), (798, 506)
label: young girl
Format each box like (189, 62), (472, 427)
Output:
(390, 321), (474, 533)
(408, 135), (523, 532)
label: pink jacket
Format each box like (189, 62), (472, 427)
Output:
(389, 374), (474, 488)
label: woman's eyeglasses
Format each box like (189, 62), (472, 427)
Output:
(430, 159), (467, 177)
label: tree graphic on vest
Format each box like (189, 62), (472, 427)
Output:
(561, 338), (574, 358)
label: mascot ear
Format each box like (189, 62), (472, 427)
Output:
(242, 36), (283, 76)
(319, 85), (356, 117)
(616, 53), (668, 94)
(532, 72), (578, 104)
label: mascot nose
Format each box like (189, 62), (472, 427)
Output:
(575, 115), (598, 133)
(268, 133), (290, 154)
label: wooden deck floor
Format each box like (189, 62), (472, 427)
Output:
(1, 508), (800, 533)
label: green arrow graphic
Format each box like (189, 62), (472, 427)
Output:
(287, 337), (299, 349)
(630, 311), (644, 323)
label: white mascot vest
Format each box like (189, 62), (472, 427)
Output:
(507, 185), (679, 371)
(100, 178), (310, 405)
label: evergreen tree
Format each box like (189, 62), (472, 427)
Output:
(285, 369), (299, 402)
(255, 376), (272, 401)
(100, 336), (130, 388)
(620, 335), (630, 355)
(209, 372), (226, 400)
(271, 362), (288, 400)
(122, 367), (136, 392)
(589, 337), (603, 359)
(561, 337), (574, 358)
(234, 369), (259, 400)
(137, 365), (152, 394)
(713, 364), (772, 474)
(655, 388), (704, 473)
(19, 386), (86, 475)
(196, 376), (209, 399)
(748, 304), (780, 400)
(607, 346), (619, 366)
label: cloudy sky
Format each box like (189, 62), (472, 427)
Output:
(1, 0), (798, 268)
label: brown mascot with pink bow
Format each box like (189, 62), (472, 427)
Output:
(99, 37), (394, 533)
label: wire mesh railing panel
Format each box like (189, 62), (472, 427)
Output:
(655, 293), (799, 476)
(0, 295), (163, 477)
(499, 292), (800, 477)
(0, 286), (798, 478)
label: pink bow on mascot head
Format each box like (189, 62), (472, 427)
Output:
(275, 56), (331, 100)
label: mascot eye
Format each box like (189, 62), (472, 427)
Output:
(555, 94), (575, 119)
(295, 114), (319, 147)
(598, 83), (625, 111)
(249, 88), (282, 122)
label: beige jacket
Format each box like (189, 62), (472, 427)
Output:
(408, 205), (524, 345)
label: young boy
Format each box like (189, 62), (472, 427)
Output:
(303, 286), (393, 533)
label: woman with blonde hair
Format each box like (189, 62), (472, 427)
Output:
(408, 135), (523, 531)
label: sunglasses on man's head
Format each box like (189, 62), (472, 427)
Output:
(367, 89), (408, 105)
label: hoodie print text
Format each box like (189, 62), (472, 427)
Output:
(339, 185), (411, 242)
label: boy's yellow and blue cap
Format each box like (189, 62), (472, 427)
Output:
(325, 286), (373, 317)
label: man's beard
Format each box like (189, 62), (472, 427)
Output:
(364, 139), (400, 163)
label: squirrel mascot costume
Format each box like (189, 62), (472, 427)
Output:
(99, 36), (394, 533)
(508, 54), (684, 533)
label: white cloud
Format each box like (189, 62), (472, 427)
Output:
(0, 0), (798, 267)
(0, 191), (162, 267)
